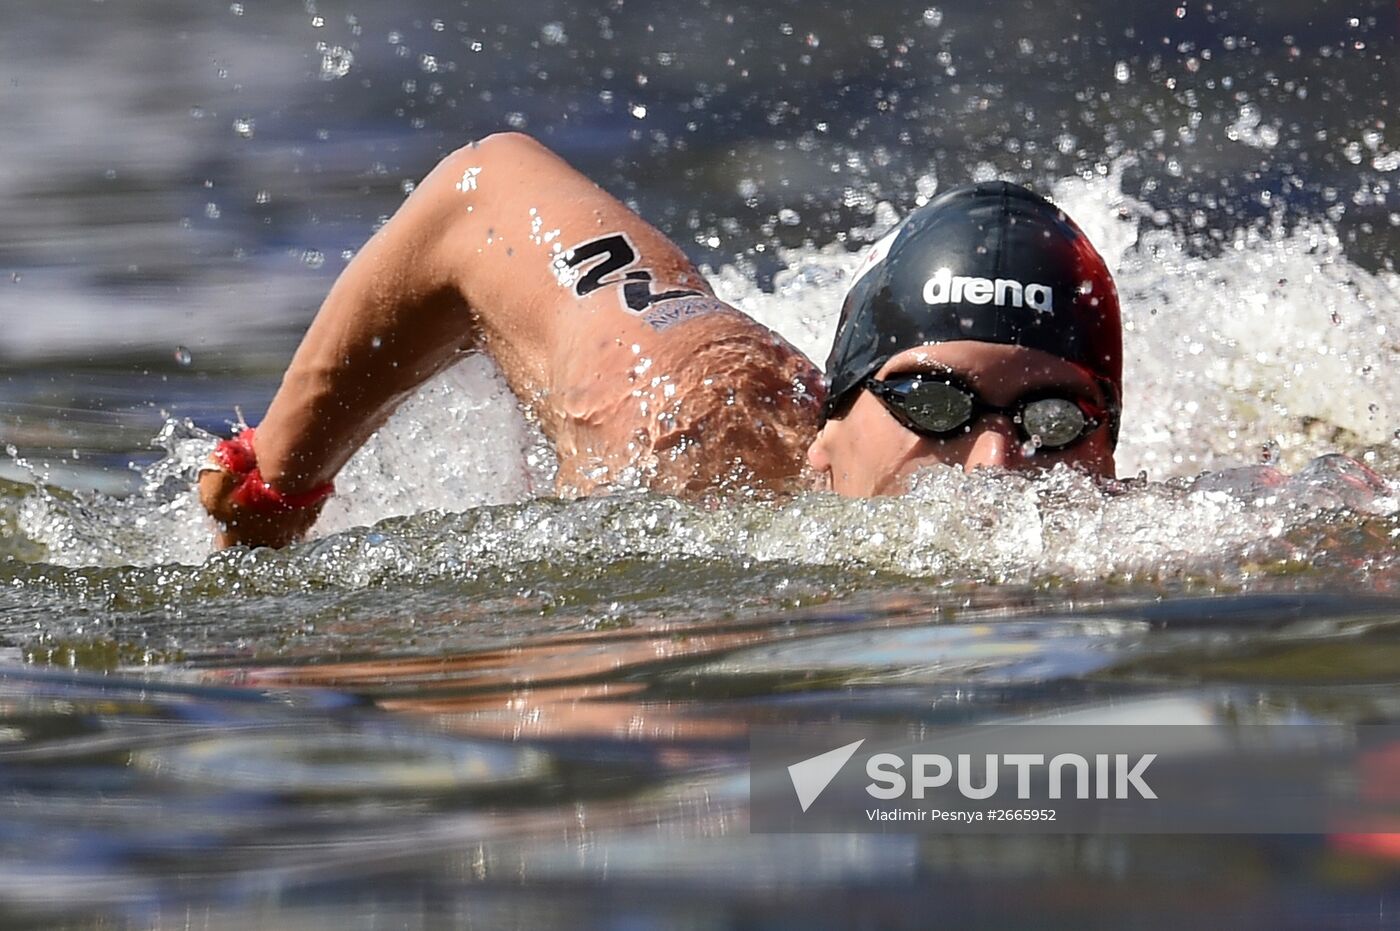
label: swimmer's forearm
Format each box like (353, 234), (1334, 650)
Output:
(252, 161), (479, 493)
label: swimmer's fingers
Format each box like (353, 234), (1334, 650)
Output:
(197, 465), (324, 551)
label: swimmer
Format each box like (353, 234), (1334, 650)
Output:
(199, 132), (1121, 548)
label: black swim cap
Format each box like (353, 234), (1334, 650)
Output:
(823, 181), (1122, 425)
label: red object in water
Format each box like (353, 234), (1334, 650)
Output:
(212, 427), (334, 512)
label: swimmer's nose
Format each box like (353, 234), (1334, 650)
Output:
(962, 416), (1020, 473)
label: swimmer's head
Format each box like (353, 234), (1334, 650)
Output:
(808, 182), (1122, 494)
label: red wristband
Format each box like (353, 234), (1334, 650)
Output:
(212, 427), (335, 513)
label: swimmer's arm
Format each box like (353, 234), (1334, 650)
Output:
(201, 145), (493, 547)
(201, 132), (818, 548)
(201, 133), (700, 546)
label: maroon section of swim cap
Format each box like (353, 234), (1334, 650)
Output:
(823, 181), (1122, 421)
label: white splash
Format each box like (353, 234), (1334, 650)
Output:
(10, 165), (1400, 571)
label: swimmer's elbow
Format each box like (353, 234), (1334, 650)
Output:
(421, 132), (556, 205)
(446, 131), (552, 166)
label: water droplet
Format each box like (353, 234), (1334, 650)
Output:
(630, 104), (648, 119)
(1114, 61), (1130, 83)
(1174, 5), (1187, 18)
(301, 250), (325, 269)
(369, 336), (383, 349)
(922, 7), (943, 27)
(173, 346), (192, 367)
(232, 117), (255, 138)
(541, 22), (567, 45)
(317, 44), (353, 80)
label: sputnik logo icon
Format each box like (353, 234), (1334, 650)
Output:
(787, 739), (865, 812)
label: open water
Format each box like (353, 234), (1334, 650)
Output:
(2, 0), (1400, 927)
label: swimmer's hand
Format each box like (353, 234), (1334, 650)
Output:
(198, 460), (327, 551)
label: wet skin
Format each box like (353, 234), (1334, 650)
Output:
(806, 341), (1116, 497)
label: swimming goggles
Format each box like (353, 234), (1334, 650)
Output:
(862, 373), (1110, 450)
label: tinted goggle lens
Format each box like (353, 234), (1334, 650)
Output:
(899, 381), (975, 433)
(872, 378), (1093, 450)
(1019, 397), (1088, 449)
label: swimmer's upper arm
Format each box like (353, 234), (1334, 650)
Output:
(426, 132), (712, 390)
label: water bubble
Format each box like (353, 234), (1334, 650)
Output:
(914, 171), (939, 203)
(541, 22), (567, 45)
(1372, 152), (1400, 172)
(318, 44), (353, 80)
(1114, 61), (1130, 84)
(777, 208), (801, 226)
(922, 7), (943, 27)
(301, 250), (325, 269)
(229, 2), (243, 14)
(255, 190), (270, 205)
(506, 112), (527, 129)
(173, 346), (192, 367)
(204, 203), (220, 219)
(1174, 5), (1187, 17)
(232, 117), (255, 138)
(418, 54), (439, 73)
(630, 104), (647, 119)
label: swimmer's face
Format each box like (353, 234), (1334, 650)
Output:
(806, 342), (1116, 496)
